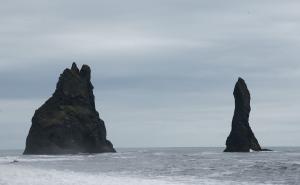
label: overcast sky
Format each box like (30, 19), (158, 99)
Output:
(0, 0), (300, 149)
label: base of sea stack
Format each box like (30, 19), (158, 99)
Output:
(223, 147), (272, 152)
(223, 147), (260, 152)
(23, 141), (116, 155)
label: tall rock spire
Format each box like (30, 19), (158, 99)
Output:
(224, 77), (262, 152)
(24, 63), (115, 154)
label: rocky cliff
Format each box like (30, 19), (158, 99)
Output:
(224, 78), (262, 152)
(24, 63), (116, 154)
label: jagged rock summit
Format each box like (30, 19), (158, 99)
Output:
(24, 63), (116, 154)
(224, 77), (264, 152)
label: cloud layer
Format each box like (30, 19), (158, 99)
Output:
(0, 0), (300, 149)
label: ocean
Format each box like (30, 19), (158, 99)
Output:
(0, 147), (299, 185)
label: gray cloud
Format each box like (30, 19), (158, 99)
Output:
(0, 0), (300, 149)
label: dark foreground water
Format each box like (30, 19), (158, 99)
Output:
(0, 147), (299, 185)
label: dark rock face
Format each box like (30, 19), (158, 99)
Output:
(24, 63), (116, 154)
(224, 78), (262, 152)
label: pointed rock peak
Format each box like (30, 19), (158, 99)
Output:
(238, 77), (244, 81)
(55, 63), (94, 99)
(237, 77), (246, 85)
(80, 64), (91, 81)
(71, 62), (80, 74)
(234, 77), (250, 99)
(236, 77), (247, 87)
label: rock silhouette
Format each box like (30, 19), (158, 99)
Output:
(24, 63), (115, 154)
(224, 78), (262, 152)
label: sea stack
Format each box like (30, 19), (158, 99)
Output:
(224, 78), (262, 152)
(24, 63), (115, 154)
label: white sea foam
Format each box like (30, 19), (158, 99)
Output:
(0, 165), (272, 185)
(0, 155), (84, 164)
(201, 152), (221, 155)
(0, 165), (185, 185)
(112, 156), (136, 159)
(2, 147), (297, 185)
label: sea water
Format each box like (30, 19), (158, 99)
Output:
(0, 147), (299, 185)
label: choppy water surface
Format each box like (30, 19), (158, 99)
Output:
(0, 147), (299, 185)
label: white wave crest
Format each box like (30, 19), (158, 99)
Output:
(0, 155), (85, 164)
(0, 165), (187, 185)
(0, 165), (273, 185)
